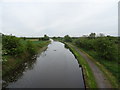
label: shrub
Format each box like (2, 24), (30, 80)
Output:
(74, 39), (81, 47)
(73, 37), (117, 61)
(74, 38), (95, 50)
(95, 37), (117, 60)
(2, 35), (23, 56)
(64, 35), (72, 42)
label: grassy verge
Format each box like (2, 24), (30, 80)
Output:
(76, 47), (119, 88)
(65, 43), (97, 88)
(2, 40), (50, 78)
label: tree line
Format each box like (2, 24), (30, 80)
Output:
(52, 33), (119, 62)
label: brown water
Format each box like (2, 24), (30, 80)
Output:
(3, 41), (85, 88)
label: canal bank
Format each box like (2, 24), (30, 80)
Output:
(65, 42), (114, 88)
(2, 40), (50, 87)
(64, 43), (97, 88)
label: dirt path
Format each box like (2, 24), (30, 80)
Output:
(70, 44), (112, 88)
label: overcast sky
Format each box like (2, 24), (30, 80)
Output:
(0, 0), (119, 37)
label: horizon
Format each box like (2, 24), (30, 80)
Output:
(1, 32), (118, 38)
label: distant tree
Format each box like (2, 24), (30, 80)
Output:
(43, 34), (49, 41)
(89, 33), (96, 39)
(82, 35), (88, 37)
(52, 36), (57, 39)
(64, 35), (72, 42)
(99, 33), (105, 37)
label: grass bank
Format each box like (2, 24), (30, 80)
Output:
(64, 43), (97, 88)
(2, 40), (50, 78)
(78, 47), (119, 88)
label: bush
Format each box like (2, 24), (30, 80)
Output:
(64, 35), (72, 42)
(74, 38), (95, 50)
(2, 35), (23, 56)
(74, 39), (81, 47)
(95, 37), (117, 60)
(73, 37), (117, 61)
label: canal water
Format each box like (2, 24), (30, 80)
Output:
(4, 41), (85, 88)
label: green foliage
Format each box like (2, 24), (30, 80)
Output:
(2, 35), (50, 57)
(64, 35), (72, 42)
(74, 38), (95, 50)
(2, 35), (50, 78)
(26, 41), (37, 55)
(95, 37), (117, 60)
(23, 37), (26, 40)
(73, 36), (118, 61)
(72, 35), (119, 87)
(52, 37), (64, 42)
(2, 35), (23, 56)
(79, 44), (119, 87)
(52, 36), (57, 39)
(43, 34), (49, 41)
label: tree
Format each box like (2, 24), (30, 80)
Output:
(43, 34), (49, 41)
(64, 35), (72, 42)
(95, 37), (117, 60)
(89, 33), (96, 39)
(99, 33), (105, 37)
(52, 36), (57, 39)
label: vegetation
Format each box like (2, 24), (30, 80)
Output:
(88, 33), (96, 39)
(2, 32), (119, 88)
(3, 35), (23, 56)
(77, 47), (118, 88)
(53, 33), (119, 88)
(2, 34), (50, 78)
(43, 34), (49, 41)
(71, 33), (119, 88)
(64, 35), (72, 42)
(74, 37), (118, 61)
(52, 36), (63, 42)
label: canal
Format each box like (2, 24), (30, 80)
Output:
(4, 40), (85, 88)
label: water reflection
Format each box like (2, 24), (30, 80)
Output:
(2, 56), (37, 88)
